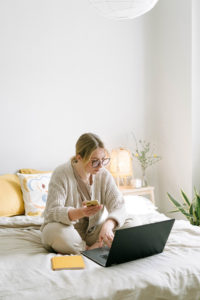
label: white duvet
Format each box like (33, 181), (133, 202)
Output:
(0, 211), (200, 300)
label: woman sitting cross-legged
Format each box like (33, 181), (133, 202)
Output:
(41, 132), (132, 254)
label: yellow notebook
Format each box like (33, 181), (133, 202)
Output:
(51, 255), (85, 270)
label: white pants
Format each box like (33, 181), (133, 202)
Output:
(41, 217), (134, 255)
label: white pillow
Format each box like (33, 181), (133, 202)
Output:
(124, 195), (157, 215)
(17, 173), (52, 216)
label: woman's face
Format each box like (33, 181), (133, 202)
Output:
(84, 148), (108, 174)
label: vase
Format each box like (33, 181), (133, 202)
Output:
(141, 168), (148, 187)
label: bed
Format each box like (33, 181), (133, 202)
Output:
(0, 173), (200, 300)
(0, 202), (200, 299)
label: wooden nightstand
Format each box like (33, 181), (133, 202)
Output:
(119, 186), (155, 204)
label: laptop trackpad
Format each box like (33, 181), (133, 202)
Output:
(91, 246), (109, 259)
(100, 253), (108, 260)
(82, 246), (110, 266)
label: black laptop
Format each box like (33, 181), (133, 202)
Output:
(82, 219), (175, 267)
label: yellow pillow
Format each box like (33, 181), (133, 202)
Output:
(0, 174), (25, 217)
(18, 168), (51, 174)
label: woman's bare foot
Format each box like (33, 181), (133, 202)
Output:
(87, 241), (101, 250)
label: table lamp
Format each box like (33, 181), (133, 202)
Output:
(109, 147), (133, 187)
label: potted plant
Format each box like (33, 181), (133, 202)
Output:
(167, 188), (200, 226)
(132, 134), (161, 187)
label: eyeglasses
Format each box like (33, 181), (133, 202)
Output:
(91, 158), (110, 168)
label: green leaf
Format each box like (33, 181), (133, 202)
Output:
(167, 193), (191, 219)
(195, 195), (200, 219)
(168, 209), (179, 213)
(191, 189), (200, 220)
(189, 203), (193, 216)
(181, 190), (190, 206)
(194, 187), (199, 197)
(167, 193), (181, 208)
(194, 202), (200, 220)
(190, 218), (195, 225)
(192, 204), (198, 223)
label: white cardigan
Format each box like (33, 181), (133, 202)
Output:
(41, 160), (127, 232)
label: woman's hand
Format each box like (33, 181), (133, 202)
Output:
(98, 219), (117, 248)
(68, 202), (103, 221)
(81, 201), (103, 217)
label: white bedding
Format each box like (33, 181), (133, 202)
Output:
(0, 211), (200, 300)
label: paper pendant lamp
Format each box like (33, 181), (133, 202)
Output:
(89, 0), (159, 20)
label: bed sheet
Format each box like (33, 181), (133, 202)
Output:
(0, 211), (200, 300)
(0, 215), (43, 228)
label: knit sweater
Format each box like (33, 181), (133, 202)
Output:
(41, 160), (127, 232)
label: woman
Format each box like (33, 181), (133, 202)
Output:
(41, 132), (128, 254)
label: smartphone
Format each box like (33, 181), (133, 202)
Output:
(86, 200), (99, 207)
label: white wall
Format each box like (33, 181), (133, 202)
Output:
(192, 0), (200, 191)
(0, 0), (195, 219)
(0, 0), (149, 174)
(141, 0), (192, 216)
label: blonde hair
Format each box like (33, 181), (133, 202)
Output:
(72, 133), (105, 164)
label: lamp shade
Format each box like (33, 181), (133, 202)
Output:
(109, 148), (133, 178)
(89, 0), (159, 20)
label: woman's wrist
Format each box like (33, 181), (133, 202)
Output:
(68, 208), (84, 221)
(105, 218), (117, 229)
